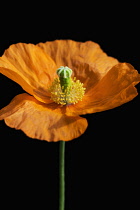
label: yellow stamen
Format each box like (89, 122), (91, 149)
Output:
(49, 77), (86, 105)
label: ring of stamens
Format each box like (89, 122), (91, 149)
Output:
(49, 77), (86, 105)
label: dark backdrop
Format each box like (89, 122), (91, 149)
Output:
(0, 2), (139, 209)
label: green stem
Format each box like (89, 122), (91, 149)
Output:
(59, 141), (65, 210)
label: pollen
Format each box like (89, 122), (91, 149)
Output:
(49, 77), (86, 105)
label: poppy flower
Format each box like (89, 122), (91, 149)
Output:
(0, 40), (140, 142)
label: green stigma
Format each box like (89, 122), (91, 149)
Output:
(57, 66), (72, 92)
(49, 66), (86, 105)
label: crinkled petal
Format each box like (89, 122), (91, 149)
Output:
(37, 40), (119, 78)
(0, 93), (88, 142)
(0, 43), (57, 103)
(64, 63), (140, 116)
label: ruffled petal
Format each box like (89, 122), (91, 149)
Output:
(37, 40), (119, 77)
(0, 43), (57, 103)
(0, 93), (88, 142)
(37, 40), (119, 93)
(64, 63), (140, 116)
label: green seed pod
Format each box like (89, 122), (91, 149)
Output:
(60, 77), (71, 92)
(57, 66), (72, 92)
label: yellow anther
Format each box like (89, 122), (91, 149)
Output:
(49, 77), (86, 105)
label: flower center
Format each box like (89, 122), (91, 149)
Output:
(49, 66), (86, 105)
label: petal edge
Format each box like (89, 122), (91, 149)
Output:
(0, 93), (88, 142)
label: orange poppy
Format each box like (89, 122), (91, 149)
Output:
(0, 40), (140, 142)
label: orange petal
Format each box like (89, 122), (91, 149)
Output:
(0, 43), (57, 103)
(0, 93), (88, 142)
(65, 63), (140, 116)
(37, 40), (119, 77)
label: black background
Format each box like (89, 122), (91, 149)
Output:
(0, 2), (139, 209)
